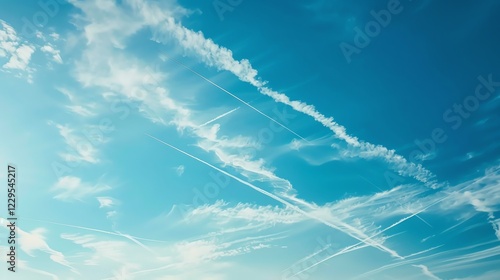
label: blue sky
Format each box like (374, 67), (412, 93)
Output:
(0, 0), (499, 279)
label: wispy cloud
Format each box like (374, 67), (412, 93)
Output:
(0, 218), (77, 274)
(51, 122), (102, 164)
(41, 44), (63, 64)
(413, 264), (442, 280)
(18, 260), (60, 280)
(66, 104), (96, 117)
(51, 176), (111, 201)
(0, 20), (36, 82)
(175, 164), (185, 176)
(183, 200), (305, 226)
(3, 44), (35, 70)
(97, 196), (117, 208)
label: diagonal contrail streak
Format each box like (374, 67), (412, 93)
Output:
(440, 213), (477, 234)
(283, 244), (334, 272)
(198, 106), (240, 127)
(25, 218), (168, 243)
(169, 58), (309, 142)
(287, 231), (405, 278)
(146, 133), (402, 259)
(403, 245), (443, 259)
(358, 175), (433, 228)
(310, 174), (494, 279)
(286, 243), (370, 279)
(115, 231), (157, 255)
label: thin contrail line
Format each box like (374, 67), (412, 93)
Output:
(378, 178), (486, 234)
(116, 231), (157, 255)
(169, 58), (309, 142)
(288, 231), (405, 278)
(198, 106), (240, 127)
(24, 218), (168, 243)
(146, 133), (401, 259)
(288, 174), (493, 278)
(403, 245), (443, 259)
(358, 175), (433, 228)
(283, 244), (334, 272)
(440, 213), (477, 234)
(287, 244), (370, 279)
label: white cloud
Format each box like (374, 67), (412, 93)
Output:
(106, 210), (118, 219)
(59, 226), (276, 279)
(413, 264), (442, 280)
(0, 21), (19, 57)
(0, 219), (76, 274)
(49, 32), (60, 41)
(41, 44), (63, 64)
(52, 176), (111, 201)
(439, 165), (500, 239)
(175, 165), (185, 176)
(184, 200), (306, 226)
(3, 44), (35, 70)
(56, 87), (75, 101)
(97, 196), (116, 208)
(0, 20), (35, 74)
(66, 104), (96, 117)
(56, 87), (98, 117)
(18, 260), (60, 280)
(52, 123), (102, 164)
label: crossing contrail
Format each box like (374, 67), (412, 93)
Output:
(287, 231), (405, 278)
(358, 175), (433, 228)
(169, 58), (309, 142)
(296, 174), (492, 278)
(146, 133), (402, 259)
(286, 243), (370, 279)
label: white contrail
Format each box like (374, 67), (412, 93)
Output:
(379, 176), (487, 234)
(288, 231), (405, 278)
(169, 58), (309, 142)
(286, 243), (370, 279)
(412, 264), (442, 280)
(116, 231), (157, 255)
(283, 244), (334, 272)
(358, 175), (433, 228)
(24, 218), (168, 243)
(287, 174), (490, 277)
(440, 213), (477, 234)
(403, 245), (443, 259)
(155, 18), (437, 186)
(353, 176), (494, 279)
(146, 134), (402, 259)
(198, 106), (240, 127)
